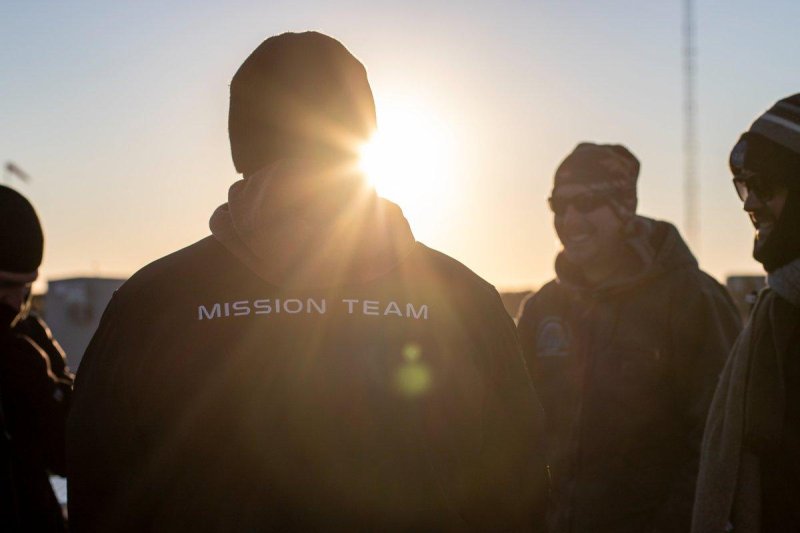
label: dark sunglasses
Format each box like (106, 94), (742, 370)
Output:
(548, 193), (611, 216)
(732, 170), (782, 202)
(0, 280), (32, 291)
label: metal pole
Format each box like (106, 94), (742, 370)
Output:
(683, 0), (699, 250)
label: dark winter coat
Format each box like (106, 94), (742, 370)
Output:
(517, 217), (740, 533)
(15, 314), (72, 382)
(692, 282), (800, 533)
(67, 169), (547, 532)
(0, 317), (72, 532)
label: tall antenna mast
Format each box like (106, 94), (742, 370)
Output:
(683, 0), (699, 249)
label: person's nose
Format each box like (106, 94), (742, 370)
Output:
(743, 189), (763, 213)
(562, 203), (584, 225)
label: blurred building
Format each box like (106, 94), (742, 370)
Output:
(500, 290), (532, 321)
(40, 277), (125, 370)
(502, 274), (764, 326)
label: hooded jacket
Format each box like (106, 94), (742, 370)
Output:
(67, 163), (548, 532)
(517, 217), (740, 533)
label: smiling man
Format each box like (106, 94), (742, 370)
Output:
(693, 94), (800, 533)
(516, 143), (740, 532)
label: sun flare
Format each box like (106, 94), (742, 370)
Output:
(359, 99), (455, 216)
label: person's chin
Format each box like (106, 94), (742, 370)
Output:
(753, 226), (774, 254)
(563, 243), (598, 266)
(753, 236), (770, 258)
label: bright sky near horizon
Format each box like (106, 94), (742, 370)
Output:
(2, 1), (799, 292)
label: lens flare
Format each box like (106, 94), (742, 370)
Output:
(358, 99), (454, 219)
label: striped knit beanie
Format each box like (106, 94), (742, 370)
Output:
(730, 93), (800, 186)
(553, 142), (640, 216)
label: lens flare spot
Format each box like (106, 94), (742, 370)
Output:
(395, 362), (432, 398)
(403, 343), (422, 362)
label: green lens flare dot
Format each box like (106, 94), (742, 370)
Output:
(395, 363), (432, 397)
(403, 343), (422, 361)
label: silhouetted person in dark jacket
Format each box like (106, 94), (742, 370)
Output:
(67, 31), (548, 532)
(693, 93), (800, 533)
(517, 143), (740, 532)
(0, 185), (73, 532)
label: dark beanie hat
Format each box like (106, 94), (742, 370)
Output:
(554, 143), (640, 190)
(553, 142), (640, 212)
(730, 93), (800, 186)
(229, 31), (377, 175)
(0, 185), (43, 274)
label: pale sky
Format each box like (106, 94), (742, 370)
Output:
(2, 0), (799, 291)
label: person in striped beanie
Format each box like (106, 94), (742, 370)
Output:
(693, 93), (800, 533)
(732, 94), (800, 273)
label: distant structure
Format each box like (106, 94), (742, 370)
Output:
(683, 0), (699, 249)
(500, 290), (532, 321)
(41, 277), (125, 370)
(3, 161), (32, 184)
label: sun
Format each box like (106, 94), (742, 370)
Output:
(358, 99), (455, 217)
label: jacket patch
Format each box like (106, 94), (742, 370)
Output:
(536, 317), (571, 357)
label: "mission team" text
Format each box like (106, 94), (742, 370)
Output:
(197, 298), (429, 321)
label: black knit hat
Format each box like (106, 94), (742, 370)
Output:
(0, 185), (43, 274)
(229, 31), (377, 175)
(553, 142), (640, 214)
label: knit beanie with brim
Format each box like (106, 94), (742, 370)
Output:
(0, 185), (43, 275)
(730, 93), (800, 272)
(553, 142), (640, 217)
(228, 31), (377, 176)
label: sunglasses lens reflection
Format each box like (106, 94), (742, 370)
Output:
(733, 179), (748, 202)
(733, 173), (778, 203)
(548, 195), (606, 215)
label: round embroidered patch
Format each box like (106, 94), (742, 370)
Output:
(536, 316), (572, 357)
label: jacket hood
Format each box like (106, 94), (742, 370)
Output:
(556, 216), (697, 296)
(210, 160), (416, 289)
(228, 32), (376, 175)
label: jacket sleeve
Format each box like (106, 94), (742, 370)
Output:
(67, 293), (150, 532)
(467, 288), (548, 531)
(17, 314), (73, 383)
(0, 335), (71, 476)
(651, 274), (741, 532)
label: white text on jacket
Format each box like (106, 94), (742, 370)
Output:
(197, 298), (429, 321)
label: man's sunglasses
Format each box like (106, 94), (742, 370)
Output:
(732, 171), (783, 202)
(547, 193), (611, 216)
